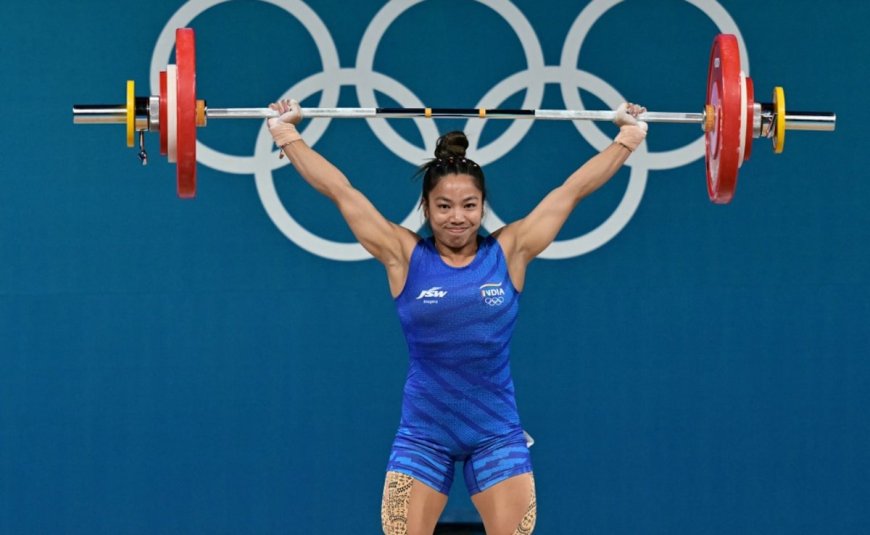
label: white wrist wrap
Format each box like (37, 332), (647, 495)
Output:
(614, 124), (647, 152)
(270, 122), (302, 149)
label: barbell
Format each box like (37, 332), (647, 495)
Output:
(72, 28), (836, 203)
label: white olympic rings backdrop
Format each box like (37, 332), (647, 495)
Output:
(151, 0), (747, 261)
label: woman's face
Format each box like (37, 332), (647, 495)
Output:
(424, 173), (484, 251)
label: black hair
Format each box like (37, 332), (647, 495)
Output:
(416, 131), (486, 209)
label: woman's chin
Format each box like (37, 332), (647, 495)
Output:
(437, 229), (475, 248)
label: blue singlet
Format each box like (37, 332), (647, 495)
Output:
(386, 235), (532, 495)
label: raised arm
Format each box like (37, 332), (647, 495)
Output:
(268, 100), (418, 291)
(495, 103), (648, 287)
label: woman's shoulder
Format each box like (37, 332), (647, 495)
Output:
(485, 228), (511, 257)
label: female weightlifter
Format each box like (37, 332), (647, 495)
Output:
(267, 98), (647, 535)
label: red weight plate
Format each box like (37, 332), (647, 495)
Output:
(705, 34), (742, 204)
(176, 28), (197, 198)
(159, 70), (167, 156)
(743, 75), (754, 163)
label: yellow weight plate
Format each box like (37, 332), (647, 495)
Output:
(126, 80), (135, 147)
(773, 86), (785, 154)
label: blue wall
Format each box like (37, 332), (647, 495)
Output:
(2, 1), (868, 533)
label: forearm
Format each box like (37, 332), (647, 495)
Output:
(281, 138), (354, 202)
(562, 142), (631, 203)
(499, 104), (647, 262)
(268, 99), (354, 203)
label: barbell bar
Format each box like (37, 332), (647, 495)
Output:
(72, 29), (836, 202)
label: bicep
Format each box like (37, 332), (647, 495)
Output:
(493, 186), (576, 291)
(508, 185), (578, 261)
(333, 185), (417, 265)
(508, 146), (629, 260)
(285, 141), (418, 264)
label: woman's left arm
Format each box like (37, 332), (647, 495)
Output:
(495, 104), (647, 285)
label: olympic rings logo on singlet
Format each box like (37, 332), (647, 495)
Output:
(484, 296), (505, 306)
(151, 0), (747, 261)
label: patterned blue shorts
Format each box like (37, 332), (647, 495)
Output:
(386, 431), (533, 495)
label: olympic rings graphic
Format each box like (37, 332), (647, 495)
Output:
(151, 0), (746, 261)
(484, 296), (505, 307)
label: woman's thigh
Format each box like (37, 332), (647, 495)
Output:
(381, 471), (449, 535)
(470, 472), (536, 535)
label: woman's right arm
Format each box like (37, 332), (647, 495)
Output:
(268, 100), (418, 289)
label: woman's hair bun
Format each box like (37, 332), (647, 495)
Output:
(434, 131), (468, 159)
